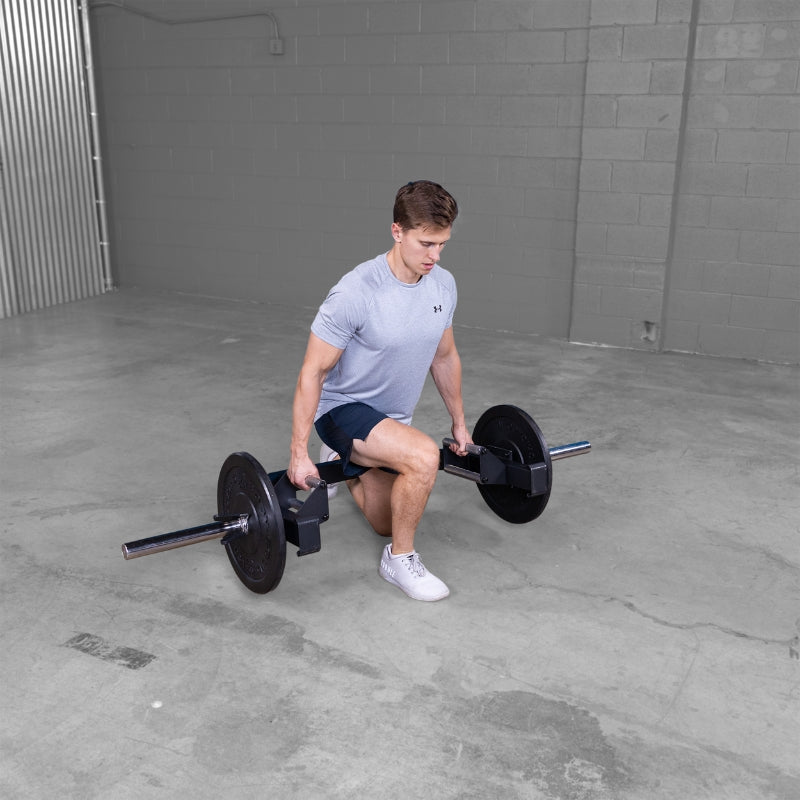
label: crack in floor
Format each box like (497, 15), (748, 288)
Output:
(477, 544), (796, 649)
(534, 580), (796, 648)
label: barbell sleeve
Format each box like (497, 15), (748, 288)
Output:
(549, 441), (591, 460)
(121, 516), (246, 559)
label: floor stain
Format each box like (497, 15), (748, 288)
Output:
(63, 632), (156, 670)
(463, 689), (627, 799)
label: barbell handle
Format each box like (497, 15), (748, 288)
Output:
(442, 439), (486, 455)
(282, 475), (326, 511)
(443, 437), (591, 461)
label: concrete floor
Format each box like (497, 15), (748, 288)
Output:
(1, 288), (798, 800)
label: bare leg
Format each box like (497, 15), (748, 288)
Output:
(349, 418), (441, 555)
(347, 471), (395, 537)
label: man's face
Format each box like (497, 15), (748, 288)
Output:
(391, 223), (451, 283)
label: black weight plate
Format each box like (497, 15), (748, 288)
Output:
(472, 405), (552, 524)
(217, 452), (286, 594)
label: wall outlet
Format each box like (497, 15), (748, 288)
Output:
(269, 38), (284, 56)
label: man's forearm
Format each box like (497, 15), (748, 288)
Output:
(431, 352), (466, 428)
(290, 370), (324, 458)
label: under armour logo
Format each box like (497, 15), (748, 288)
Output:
(433, 305), (442, 313)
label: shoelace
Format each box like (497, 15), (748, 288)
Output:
(403, 552), (427, 577)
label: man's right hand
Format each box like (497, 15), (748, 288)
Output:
(287, 452), (320, 490)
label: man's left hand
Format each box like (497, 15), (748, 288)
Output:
(448, 421), (472, 456)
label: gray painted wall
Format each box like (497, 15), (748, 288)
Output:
(90, 0), (799, 363)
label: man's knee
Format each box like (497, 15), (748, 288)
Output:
(356, 419), (440, 479)
(407, 435), (441, 481)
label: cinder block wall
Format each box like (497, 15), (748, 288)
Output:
(91, 0), (590, 339)
(91, 0), (799, 363)
(667, 1), (800, 361)
(572, 0), (691, 349)
(571, 0), (799, 362)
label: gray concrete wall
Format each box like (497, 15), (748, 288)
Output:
(668, 2), (800, 361)
(90, 0), (799, 363)
(572, 0), (691, 350)
(572, 0), (800, 362)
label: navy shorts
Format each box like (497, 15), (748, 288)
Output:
(314, 402), (390, 478)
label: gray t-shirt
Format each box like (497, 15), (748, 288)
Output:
(311, 252), (457, 424)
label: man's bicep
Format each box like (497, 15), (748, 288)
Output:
(303, 331), (345, 374)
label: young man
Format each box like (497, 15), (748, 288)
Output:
(287, 180), (471, 601)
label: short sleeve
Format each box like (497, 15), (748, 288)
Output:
(444, 270), (457, 328)
(310, 283), (366, 350)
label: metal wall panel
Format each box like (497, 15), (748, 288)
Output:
(0, 0), (108, 318)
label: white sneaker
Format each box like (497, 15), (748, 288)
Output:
(320, 444), (340, 499)
(379, 545), (450, 601)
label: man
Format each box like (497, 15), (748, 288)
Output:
(287, 180), (471, 601)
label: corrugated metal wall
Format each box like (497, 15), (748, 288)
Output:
(0, 0), (109, 319)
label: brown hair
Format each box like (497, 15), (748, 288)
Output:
(393, 180), (458, 231)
